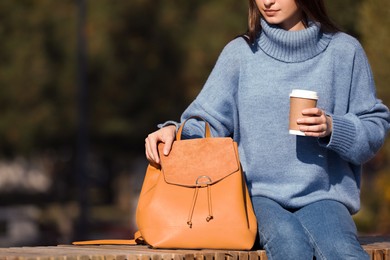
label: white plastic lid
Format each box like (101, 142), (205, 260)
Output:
(289, 89), (318, 100)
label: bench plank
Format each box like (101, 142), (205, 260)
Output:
(0, 237), (389, 260)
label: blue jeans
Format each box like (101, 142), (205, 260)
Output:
(252, 196), (369, 260)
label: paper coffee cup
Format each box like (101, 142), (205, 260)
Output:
(289, 89), (318, 136)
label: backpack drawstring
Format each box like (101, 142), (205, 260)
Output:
(187, 176), (213, 228)
(206, 184), (213, 222)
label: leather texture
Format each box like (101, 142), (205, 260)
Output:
(73, 239), (136, 245)
(73, 231), (144, 245)
(136, 116), (258, 249)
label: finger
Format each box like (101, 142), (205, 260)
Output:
(160, 125), (176, 156)
(303, 130), (327, 137)
(301, 117), (332, 138)
(297, 116), (325, 125)
(299, 124), (327, 134)
(150, 137), (161, 165)
(162, 135), (174, 156)
(146, 134), (161, 164)
(144, 137), (155, 163)
(301, 107), (323, 116)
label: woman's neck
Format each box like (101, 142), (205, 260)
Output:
(279, 11), (306, 31)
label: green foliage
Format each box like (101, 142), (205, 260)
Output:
(353, 0), (390, 234)
(358, 0), (390, 103)
(0, 0), (248, 156)
(0, 1), (77, 156)
(325, 0), (363, 36)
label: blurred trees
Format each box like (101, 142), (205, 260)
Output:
(85, 0), (248, 155)
(325, 0), (362, 37)
(358, 0), (390, 102)
(0, 0), (388, 236)
(0, 0), (248, 157)
(353, 0), (390, 234)
(0, 1), (77, 157)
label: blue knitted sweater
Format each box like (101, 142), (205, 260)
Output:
(161, 19), (390, 214)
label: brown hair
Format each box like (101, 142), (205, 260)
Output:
(247, 0), (340, 43)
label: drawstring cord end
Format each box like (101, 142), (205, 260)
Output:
(187, 176), (214, 228)
(206, 215), (213, 222)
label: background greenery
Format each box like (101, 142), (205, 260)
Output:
(0, 0), (388, 245)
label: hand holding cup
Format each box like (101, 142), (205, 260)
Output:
(297, 108), (332, 137)
(289, 89), (332, 137)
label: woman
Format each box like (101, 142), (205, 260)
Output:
(145, 0), (390, 258)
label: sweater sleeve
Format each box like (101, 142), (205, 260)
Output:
(175, 38), (245, 139)
(319, 41), (390, 165)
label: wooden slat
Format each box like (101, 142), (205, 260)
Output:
(1, 237), (390, 260)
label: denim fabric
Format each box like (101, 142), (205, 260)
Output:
(252, 196), (369, 260)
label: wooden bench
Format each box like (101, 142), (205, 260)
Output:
(360, 236), (390, 260)
(0, 236), (389, 260)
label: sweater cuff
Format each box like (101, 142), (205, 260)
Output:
(319, 114), (356, 155)
(157, 120), (180, 131)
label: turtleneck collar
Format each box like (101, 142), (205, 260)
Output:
(258, 19), (333, 63)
